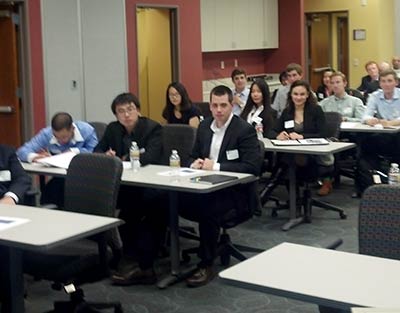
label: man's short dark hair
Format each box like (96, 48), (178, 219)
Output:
(286, 63), (303, 75)
(231, 68), (246, 80)
(111, 92), (140, 114)
(379, 69), (398, 80)
(210, 85), (233, 103)
(51, 112), (73, 131)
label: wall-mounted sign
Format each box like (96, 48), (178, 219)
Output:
(353, 29), (366, 40)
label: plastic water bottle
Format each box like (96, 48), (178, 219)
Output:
(130, 141), (140, 172)
(169, 149), (180, 182)
(255, 122), (264, 140)
(388, 163), (400, 185)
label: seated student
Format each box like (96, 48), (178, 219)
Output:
(272, 63), (304, 117)
(271, 71), (288, 104)
(240, 78), (276, 137)
(95, 92), (167, 285)
(0, 144), (31, 310)
(231, 68), (250, 116)
(17, 112), (97, 206)
(357, 61), (380, 102)
(320, 72), (365, 122)
(316, 68), (334, 102)
(162, 82), (200, 127)
(0, 144), (31, 205)
(356, 69), (400, 194)
(178, 85), (262, 287)
(265, 80), (328, 199)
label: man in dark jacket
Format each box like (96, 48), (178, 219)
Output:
(179, 85), (262, 287)
(95, 92), (167, 285)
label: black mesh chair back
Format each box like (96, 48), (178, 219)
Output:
(65, 153), (122, 217)
(324, 112), (342, 139)
(193, 102), (211, 119)
(88, 121), (108, 141)
(162, 124), (197, 166)
(359, 184), (400, 260)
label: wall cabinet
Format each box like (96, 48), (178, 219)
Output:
(41, 0), (127, 124)
(201, 0), (279, 52)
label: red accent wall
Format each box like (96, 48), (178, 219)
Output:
(27, 0), (46, 132)
(125, 0), (203, 101)
(202, 0), (305, 79)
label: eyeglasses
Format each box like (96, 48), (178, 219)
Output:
(168, 93), (181, 99)
(116, 105), (136, 115)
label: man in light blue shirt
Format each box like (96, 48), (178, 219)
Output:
(320, 72), (365, 122)
(356, 70), (400, 194)
(17, 112), (98, 206)
(231, 68), (250, 116)
(362, 70), (400, 126)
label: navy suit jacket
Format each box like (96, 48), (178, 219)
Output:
(0, 145), (31, 202)
(190, 115), (262, 176)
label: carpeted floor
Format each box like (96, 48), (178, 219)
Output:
(25, 177), (359, 313)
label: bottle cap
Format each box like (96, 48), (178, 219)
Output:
(172, 149), (178, 154)
(391, 163), (399, 167)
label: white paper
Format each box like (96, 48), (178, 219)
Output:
(122, 161), (132, 169)
(157, 168), (204, 177)
(0, 216), (29, 232)
(298, 138), (329, 145)
(341, 122), (359, 128)
(35, 151), (77, 169)
(270, 140), (302, 146)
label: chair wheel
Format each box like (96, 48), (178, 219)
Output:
(220, 254), (230, 267)
(340, 212), (347, 219)
(181, 252), (191, 263)
(271, 210), (278, 218)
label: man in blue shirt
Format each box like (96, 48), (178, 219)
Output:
(356, 69), (400, 194)
(17, 112), (98, 206)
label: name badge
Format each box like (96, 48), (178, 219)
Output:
(252, 116), (263, 124)
(285, 120), (295, 129)
(318, 93), (324, 99)
(226, 149), (239, 160)
(0, 170), (11, 182)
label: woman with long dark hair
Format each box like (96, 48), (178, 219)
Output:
(162, 82), (200, 128)
(240, 79), (276, 137)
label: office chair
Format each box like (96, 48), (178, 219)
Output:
(162, 124), (197, 166)
(88, 121), (108, 141)
(301, 112), (347, 221)
(271, 112), (347, 221)
(181, 142), (265, 266)
(23, 153), (123, 313)
(192, 102), (211, 120)
(318, 184), (400, 313)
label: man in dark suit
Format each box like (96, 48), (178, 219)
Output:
(179, 85), (262, 287)
(0, 144), (31, 311)
(0, 144), (31, 205)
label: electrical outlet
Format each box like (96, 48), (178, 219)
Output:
(220, 61), (225, 69)
(353, 58), (359, 66)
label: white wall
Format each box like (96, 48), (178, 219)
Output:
(41, 0), (127, 124)
(395, 0), (400, 55)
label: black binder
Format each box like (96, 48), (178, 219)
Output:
(191, 174), (238, 185)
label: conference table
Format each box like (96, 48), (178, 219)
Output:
(219, 242), (400, 310)
(261, 139), (356, 231)
(0, 204), (122, 313)
(22, 163), (256, 289)
(340, 122), (400, 133)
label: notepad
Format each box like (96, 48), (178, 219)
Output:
(35, 151), (77, 169)
(271, 138), (329, 146)
(190, 174), (238, 185)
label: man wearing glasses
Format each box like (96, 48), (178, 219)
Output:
(95, 92), (166, 286)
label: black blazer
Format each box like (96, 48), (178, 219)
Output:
(357, 75), (379, 94)
(0, 145), (31, 202)
(190, 115), (262, 176)
(270, 104), (326, 139)
(95, 117), (163, 165)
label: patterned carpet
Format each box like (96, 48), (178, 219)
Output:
(25, 178), (359, 313)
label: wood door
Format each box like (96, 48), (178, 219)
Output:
(306, 13), (331, 91)
(0, 5), (21, 147)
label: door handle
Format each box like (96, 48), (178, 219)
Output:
(0, 106), (13, 113)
